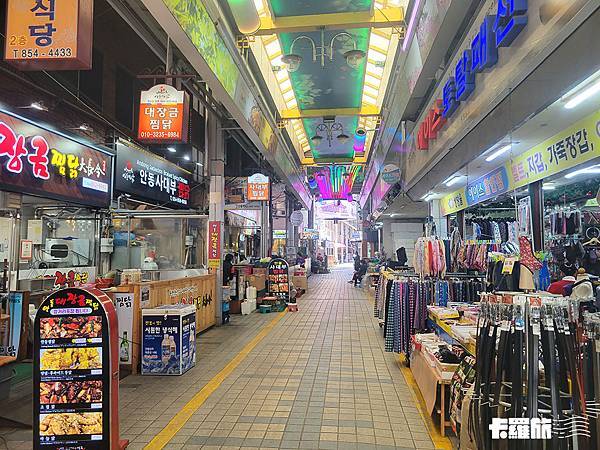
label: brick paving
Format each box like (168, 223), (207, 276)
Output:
(0, 266), (435, 450)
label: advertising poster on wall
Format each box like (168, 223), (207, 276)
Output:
(114, 293), (134, 365)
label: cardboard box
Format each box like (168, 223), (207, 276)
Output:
(292, 275), (308, 290)
(247, 274), (266, 291)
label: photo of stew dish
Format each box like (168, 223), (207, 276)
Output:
(40, 348), (102, 371)
(39, 412), (102, 436)
(40, 381), (103, 404)
(40, 316), (102, 339)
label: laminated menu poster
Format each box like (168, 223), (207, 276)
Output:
(33, 289), (113, 449)
(141, 305), (196, 375)
(267, 258), (290, 301)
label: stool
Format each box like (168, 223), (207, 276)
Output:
(259, 304), (272, 314)
(287, 303), (298, 312)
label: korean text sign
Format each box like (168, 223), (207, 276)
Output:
(138, 84), (189, 143)
(441, 109), (600, 215)
(0, 109), (113, 207)
(208, 221), (221, 269)
(115, 142), (192, 208)
(33, 288), (113, 449)
(5, 0), (93, 70)
(247, 173), (269, 201)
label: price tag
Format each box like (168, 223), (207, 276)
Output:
(502, 257), (517, 274)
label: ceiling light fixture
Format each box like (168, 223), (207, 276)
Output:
(311, 118), (347, 148)
(444, 175), (463, 187)
(564, 164), (600, 179)
(227, 0), (260, 34)
(183, 154), (191, 161)
(167, 147), (177, 153)
(422, 193), (436, 202)
(542, 184), (556, 190)
(281, 29), (365, 72)
(485, 144), (512, 162)
(402, 0), (422, 52)
(563, 78), (600, 109)
(26, 101), (49, 111)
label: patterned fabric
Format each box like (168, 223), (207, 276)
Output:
(384, 281), (397, 352)
(449, 355), (476, 433)
(519, 235), (542, 271)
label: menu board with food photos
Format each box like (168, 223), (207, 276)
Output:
(33, 288), (120, 449)
(267, 258), (290, 301)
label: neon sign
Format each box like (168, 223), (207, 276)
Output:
(417, 1), (528, 150)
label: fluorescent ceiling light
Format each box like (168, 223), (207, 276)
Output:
(367, 48), (387, 62)
(366, 62), (384, 77)
(369, 34), (390, 51)
(542, 184), (555, 190)
(183, 154), (191, 161)
(564, 164), (600, 179)
(275, 70), (288, 81)
(362, 92), (378, 105)
(167, 147), (176, 153)
(402, 0), (422, 51)
(365, 74), (381, 87)
(422, 193), (436, 202)
(279, 79), (292, 92)
(564, 78), (600, 109)
(265, 39), (282, 57)
(485, 144), (512, 162)
(30, 101), (48, 111)
(196, 162), (204, 167)
(282, 90), (295, 101)
(363, 85), (379, 98)
(444, 175), (463, 187)
(285, 98), (298, 109)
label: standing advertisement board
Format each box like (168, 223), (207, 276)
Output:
(33, 288), (124, 449)
(267, 258), (289, 302)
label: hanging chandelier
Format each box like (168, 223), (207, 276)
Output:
(281, 28), (366, 72)
(310, 116), (350, 148)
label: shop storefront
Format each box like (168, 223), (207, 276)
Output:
(109, 139), (215, 373)
(0, 108), (114, 427)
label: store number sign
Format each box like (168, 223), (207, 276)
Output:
(4, 0), (94, 70)
(138, 84), (189, 143)
(33, 288), (115, 449)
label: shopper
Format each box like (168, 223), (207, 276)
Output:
(352, 259), (368, 287)
(349, 254), (362, 284)
(223, 254), (234, 286)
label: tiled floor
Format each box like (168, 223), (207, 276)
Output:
(0, 265), (435, 450)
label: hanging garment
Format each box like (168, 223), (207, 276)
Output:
(519, 236), (542, 272)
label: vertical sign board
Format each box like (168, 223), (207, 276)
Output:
(138, 84), (190, 143)
(34, 288), (122, 450)
(114, 293), (134, 365)
(247, 173), (270, 201)
(5, 0), (94, 70)
(208, 221), (221, 268)
(267, 258), (290, 301)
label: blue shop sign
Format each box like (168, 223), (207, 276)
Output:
(466, 166), (510, 205)
(443, 0), (528, 118)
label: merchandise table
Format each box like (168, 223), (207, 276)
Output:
(410, 349), (452, 436)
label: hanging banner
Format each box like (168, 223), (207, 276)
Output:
(33, 288), (123, 449)
(4, 0), (94, 70)
(247, 173), (270, 201)
(114, 141), (191, 208)
(0, 109), (112, 207)
(301, 228), (319, 240)
(441, 109), (600, 215)
(138, 84), (189, 143)
(207, 221), (221, 268)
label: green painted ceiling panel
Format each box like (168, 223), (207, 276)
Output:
(279, 28), (368, 110)
(304, 116), (358, 160)
(271, 0), (373, 17)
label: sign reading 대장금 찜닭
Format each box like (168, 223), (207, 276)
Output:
(115, 141), (191, 208)
(138, 84), (189, 143)
(0, 109), (112, 207)
(247, 173), (269, 201)
(5, 0), (94, 70)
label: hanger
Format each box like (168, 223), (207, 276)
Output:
(583, 237), (600, 246)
